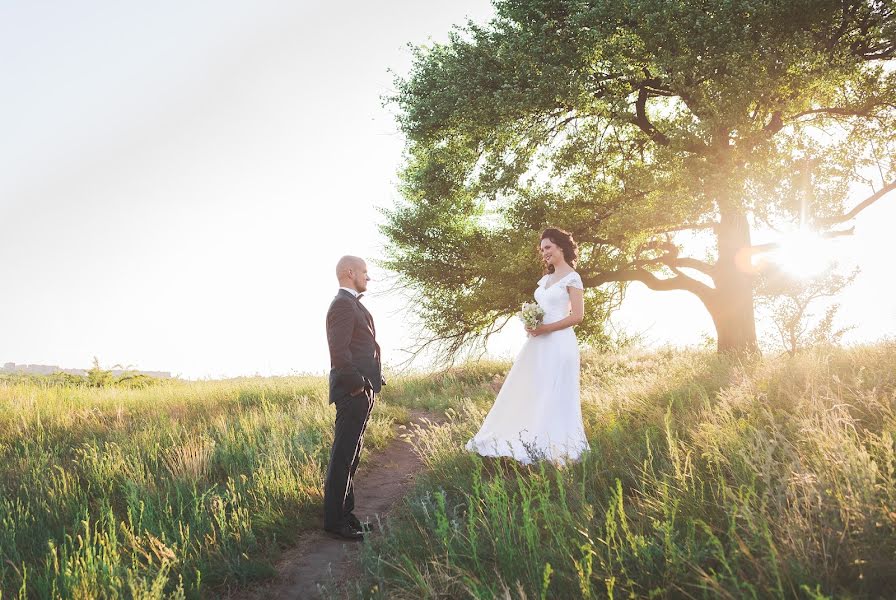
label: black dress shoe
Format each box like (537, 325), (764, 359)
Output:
(324, 524), (364, 541)
(345, 513), (370, 532)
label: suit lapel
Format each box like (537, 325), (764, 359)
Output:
(358, 302), (375, 336)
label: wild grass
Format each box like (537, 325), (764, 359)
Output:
(0, 376), (411, 598)
(357, 343), (896, 599)
(5, 345), (895, 598)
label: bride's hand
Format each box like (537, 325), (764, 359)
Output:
(527, 325), (546, 337)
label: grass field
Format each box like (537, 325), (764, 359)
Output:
(2, 344), (895, 598)
(358, 344), (896, 599)
(0, 375), (408, 598)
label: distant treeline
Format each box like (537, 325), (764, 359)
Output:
(0, 365), (168, 388)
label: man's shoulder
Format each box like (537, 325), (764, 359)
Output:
(327, 292), (356, 312)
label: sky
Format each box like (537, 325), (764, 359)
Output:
(2, 1), (894, 379)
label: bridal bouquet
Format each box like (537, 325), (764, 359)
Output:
(518, 301), (545, 329)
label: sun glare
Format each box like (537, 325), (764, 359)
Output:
(770, 229), (835, 277)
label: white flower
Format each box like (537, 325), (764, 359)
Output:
(518, 301), (545, 329)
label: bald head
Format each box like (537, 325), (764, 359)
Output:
(336, 255), (369, 293)
(336, 255), (364, 277)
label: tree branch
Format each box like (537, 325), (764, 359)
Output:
(816, 180), (896, 225)
(634, 240), (717, 277)
(748, 227), (856, 255)
(764, 111), (784, 135)
(858, 45), (896, 60)
(671, 257), (717, 275)
(791, 105), (879, 119)
(626, 85), (709, 154)
(630, 86), (670, 146)
(584, 267), (715, 303)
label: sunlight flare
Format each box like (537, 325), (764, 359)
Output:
(770, 229), (836, 277)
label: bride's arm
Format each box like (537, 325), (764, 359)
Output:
(529, 287), (584, 335)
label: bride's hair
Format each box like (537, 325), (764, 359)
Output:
(540, 227), (578, 273)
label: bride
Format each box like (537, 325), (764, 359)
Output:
(466, 227), (589, 464)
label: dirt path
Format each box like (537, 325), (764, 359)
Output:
(232, 409), (437, 600)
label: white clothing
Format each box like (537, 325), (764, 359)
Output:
(465, 270), (589, 464)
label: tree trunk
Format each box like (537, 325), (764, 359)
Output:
(710, 209), (758, 352)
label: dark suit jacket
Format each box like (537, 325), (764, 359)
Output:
(326, 289), (384, 403)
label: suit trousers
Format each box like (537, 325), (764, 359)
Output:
(323, 388), (375, 529)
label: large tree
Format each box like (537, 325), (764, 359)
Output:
(382, 0), (896, 356)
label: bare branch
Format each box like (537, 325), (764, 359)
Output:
(748, 227), (856, 255)
(584, 267), (716, 304)
(816, 180), (896, 225)
(671, 257), (718, 275)
(630, 86), (670, 146)
(792, 106), (878, 119)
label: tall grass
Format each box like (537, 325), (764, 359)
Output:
(6, 346), (894, 598)
(0, 376), (407, 598)
(358, 344), (896, 598)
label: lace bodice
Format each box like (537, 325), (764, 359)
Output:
(534, 270), (583, 324)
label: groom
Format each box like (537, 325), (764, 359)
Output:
(323, 255), (384, 541)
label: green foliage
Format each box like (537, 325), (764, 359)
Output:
(358, 344), (896, 598)
(383, 0), (896, 355)
(86, 357), (116, 388)
(0, 360), (168, 390)
(0, 371), (86, 387)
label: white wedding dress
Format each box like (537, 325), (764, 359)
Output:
(466, 270), (589, 464)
